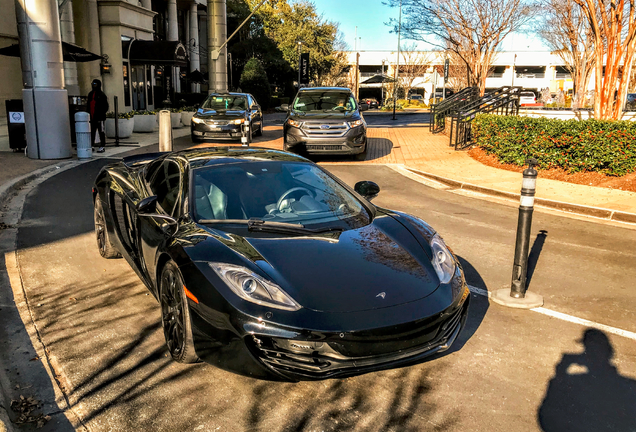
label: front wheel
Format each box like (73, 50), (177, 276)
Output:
(94, 197), (121, 259)
(160, 261), (200, 364)
(254, 122), (263, 137)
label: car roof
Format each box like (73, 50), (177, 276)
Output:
(207, 92), (249, 98)
(166, 147), (309, 169)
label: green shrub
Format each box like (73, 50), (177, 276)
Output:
(106, 111), (134, 119)
(473, 114), (636, 176)
(240, 58), (271, 109)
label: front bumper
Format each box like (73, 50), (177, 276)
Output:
(191, 122), (244, 140)
(185, 261), (471, 381)
(284, 124), (367, 155)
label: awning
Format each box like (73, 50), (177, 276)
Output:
(361, 74), (396, 84)
(187, 69), (207, 83)
(124, 40), (188, 67)
(0, 41), (103, 62)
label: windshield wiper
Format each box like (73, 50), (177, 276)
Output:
(199, 218), (343, 235)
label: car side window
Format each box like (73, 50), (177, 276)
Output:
(149, 160), (181, 216)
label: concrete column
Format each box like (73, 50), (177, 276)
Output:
(73, 0), (102, 95)
(14, 0), (72, 159)
(59, 0), (80, 96)
(207, 0), (227, 93)
(140, 0), (151, 9)
(189, 2), (200, 93)
(167, 0), (179, 100)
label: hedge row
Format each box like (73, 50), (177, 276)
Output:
(472, 114), (636, 176)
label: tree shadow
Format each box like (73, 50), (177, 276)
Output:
(538, 329), (636, 431)
(526, 230), (547, 289)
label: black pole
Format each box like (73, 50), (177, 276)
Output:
(510, 158), (538, 298)
(114, 96), (120, 147)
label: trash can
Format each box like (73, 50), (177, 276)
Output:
(75, 111), (91, 159)
(5, 99), (27, 150)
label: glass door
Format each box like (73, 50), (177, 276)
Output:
(131, 66), (146, 111)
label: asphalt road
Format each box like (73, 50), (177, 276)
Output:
(8, 156), (636, 431)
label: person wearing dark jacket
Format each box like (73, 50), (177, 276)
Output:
(87, 79), (109, 153)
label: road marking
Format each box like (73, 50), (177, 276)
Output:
(468, 285), (636, 341)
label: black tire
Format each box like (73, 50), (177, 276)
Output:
(254, 122), (263, 137)
(191, 134), (203, 143)
(94, 197), (121, 259)
(354, 144), (367, 161)
(159, 261), (200, 364)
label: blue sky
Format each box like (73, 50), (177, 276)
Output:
(312, 0), (548, 51)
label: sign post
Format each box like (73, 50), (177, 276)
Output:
(443, 58), (449, 99)
(300, 52), (310, 87)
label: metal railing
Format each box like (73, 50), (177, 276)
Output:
(430, 87), (480, 133)
(449, 86), (521, 150)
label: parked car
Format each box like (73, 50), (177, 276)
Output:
(92, 147), (470, 381)
(191, 92), (263, 143)
(282, 87), (368, 160)
(626, 93), (636, 111)
(519, 91), (537, 105)
(408, 94), (424, 102)
(364, 98), (379, 109)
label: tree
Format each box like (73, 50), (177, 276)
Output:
(239, 58), (272, 108)
(538, 0), (595, 109)
(399, 44), (432, 96)
(572, 0), (636, 119)
(385, 0), (536, 95)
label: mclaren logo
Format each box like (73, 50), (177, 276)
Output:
(376, 292), (386, 299)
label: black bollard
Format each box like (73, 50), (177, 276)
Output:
(510, 157), (538, 298)
(491, 157), (544, 309)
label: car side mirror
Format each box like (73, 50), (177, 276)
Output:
(359, 103), (369, 111)
(281, 104), (290, 112)
(354, 181), (380, 201)
(137, 195), (158, 214)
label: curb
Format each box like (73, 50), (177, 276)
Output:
(405, 167), (636, 224)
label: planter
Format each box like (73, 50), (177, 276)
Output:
(181, 111), (195, 126)
(133, 114), (157, 133)
(105, 118), (134, 138)
(170, 112), (182, 128)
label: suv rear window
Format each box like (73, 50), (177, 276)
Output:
(293, 91), (357, 113)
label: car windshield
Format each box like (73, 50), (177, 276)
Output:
(192, 161), (369, 228)
(292, 91), (357, 113)
(201, 95), (247, 111)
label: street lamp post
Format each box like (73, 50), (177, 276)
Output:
(297, 40), (302, 89)
(393, 0), (402, 121)
(381, 59), (386, 105)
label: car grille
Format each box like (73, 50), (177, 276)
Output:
(205, 120), (229, 125)
(301, 122), (349, 137)
(248, 300), (469, 380)
(306, 144), (347, 151)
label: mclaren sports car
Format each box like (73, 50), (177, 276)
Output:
(92, 147), (470, 381)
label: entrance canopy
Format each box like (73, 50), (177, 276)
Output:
(123, 40), (188, 67)
(361, 74), (395, 84)
(0, 41), (103, 62)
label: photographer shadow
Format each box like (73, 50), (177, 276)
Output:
(538, 329), (636, 432)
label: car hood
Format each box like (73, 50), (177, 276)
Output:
(289, 112), (360, 122)
(192, 215), (440, 313)
(194, 109), (246, 120)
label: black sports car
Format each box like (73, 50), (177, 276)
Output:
(92, 147), (470, 381)
(191, 92), (263, 143)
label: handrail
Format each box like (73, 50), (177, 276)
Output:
(450, 86), (521, 150)
(430, 87), (479, 133)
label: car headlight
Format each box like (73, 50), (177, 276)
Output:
(192, 117), (205, 124)
(430, 234), (456, 285)
(209, 263), (301, 311)
(287, 119), (303, 128)
(348, 119), (363, 127)
(230, 119), (245, 125)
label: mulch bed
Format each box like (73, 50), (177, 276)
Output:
(467, 146), (636, 193)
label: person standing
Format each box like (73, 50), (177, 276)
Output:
(87, 79), (108, 153)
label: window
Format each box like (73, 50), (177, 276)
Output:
(123, 63), (131, 107)
(149, 161), (181, 216)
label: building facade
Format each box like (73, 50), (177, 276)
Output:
(345, 50), (589, 103)
(0, 0), (210, 151)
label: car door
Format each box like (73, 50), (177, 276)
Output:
(248, 94), (262, 133)
(138, 158), (184, 291)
